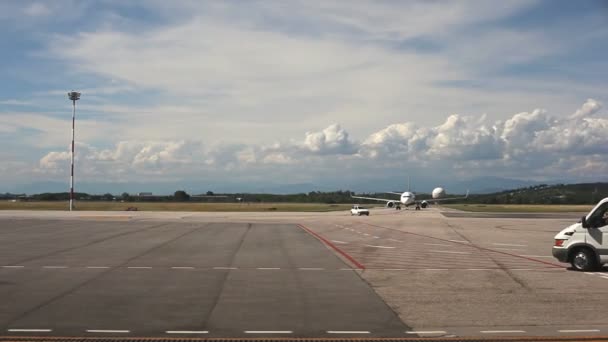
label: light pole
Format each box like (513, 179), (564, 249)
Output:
(68, 91), (81, 211)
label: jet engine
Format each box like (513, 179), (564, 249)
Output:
(386, 201), (395, 208)
(421, 201), (428, 208)
(432, 187), (446, 199)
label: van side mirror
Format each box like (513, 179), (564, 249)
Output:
(581, 216), (589, 228)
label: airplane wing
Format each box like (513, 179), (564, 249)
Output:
(422, 190), (469, 203)
(384, 192), (403, 195)
(351, 195), (396, 203)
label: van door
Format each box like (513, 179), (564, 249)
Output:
(586, 202), (608, 263)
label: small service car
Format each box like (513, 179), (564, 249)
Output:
(350, 205), (370, 216)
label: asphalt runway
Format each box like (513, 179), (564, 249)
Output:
(3, 208), (608, 340)
(441, 211), (585, 219)
(0, 219), (407, 337)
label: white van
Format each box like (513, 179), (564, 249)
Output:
(553, 198), (608, 271)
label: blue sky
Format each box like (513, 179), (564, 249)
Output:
(1, 0), (607, 194)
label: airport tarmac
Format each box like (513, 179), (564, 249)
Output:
(1, 207), (608, 340)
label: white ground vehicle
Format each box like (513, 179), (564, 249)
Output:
(351, 205), (370, 216)
(553, 197), (608, 271)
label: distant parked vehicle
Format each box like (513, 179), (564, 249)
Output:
(351, 205), (370, 216)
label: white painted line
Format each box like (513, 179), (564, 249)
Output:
(382, 268), (406, 271)
(299, 267), (324, 270)
(600, 276), (608, 279)
(558, 329), (600, 333)
(86, 330), (130, 333)
(2, 265), (24, 268)
(388, 238), (403, 242)
(213, 267), (237, 270)
(425, 268), (448, 271)
(327, 330), (370, 334)
(481, 330), (525, 334)
(127, 266), (152, 269)
(430, 250), (471, 255)
(520, 255), (552, 258)
(406, 331), (446, 334)
(364, 245), (396, 249)
(8, 329), (52, 332)
(493, 243), (527, 247)
(372, 236), (380, 239)
(448, 240), (469, 243)
(166, 330), (209, 334)
(171, 267), (195, 269)
(86, 266), (110, 269)
(43, 266), (68, 269)
(510, 268), (534, 271)
(245, 331), (293, 334)
(257, 267), (281, 270)
(331, 240), (348, 244)
(340, 268), (354, 270)
(424, 243), (451, 247)
(363, 233), (370, 236)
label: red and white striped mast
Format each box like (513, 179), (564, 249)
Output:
(67, 91), (81, 211)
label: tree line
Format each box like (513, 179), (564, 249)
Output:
(11, 183), (608, 204)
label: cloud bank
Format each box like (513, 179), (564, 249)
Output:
(36, 99), (606, 185)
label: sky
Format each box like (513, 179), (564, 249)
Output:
(1, 0), (607, 194)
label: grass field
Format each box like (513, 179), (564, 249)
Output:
(0, 201), (352, 212)
(444, 203), (593, 213)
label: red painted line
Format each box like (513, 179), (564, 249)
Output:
(361, 222), (565, 268)
(298, 224), (365, 270)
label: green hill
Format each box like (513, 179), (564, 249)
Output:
(466, 183), (608, 205)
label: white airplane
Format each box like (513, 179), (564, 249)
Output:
(351, 186), (468, 210)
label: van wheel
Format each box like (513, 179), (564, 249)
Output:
(571, 248), (598, 271)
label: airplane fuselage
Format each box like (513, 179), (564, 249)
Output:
(400, 192), (416, 206)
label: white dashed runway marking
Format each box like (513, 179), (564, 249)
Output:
(430, 250), (471, 254)
(166, 330), (209, 334)
(8, 329), (52, 332)
(493, 243), (527, 247)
